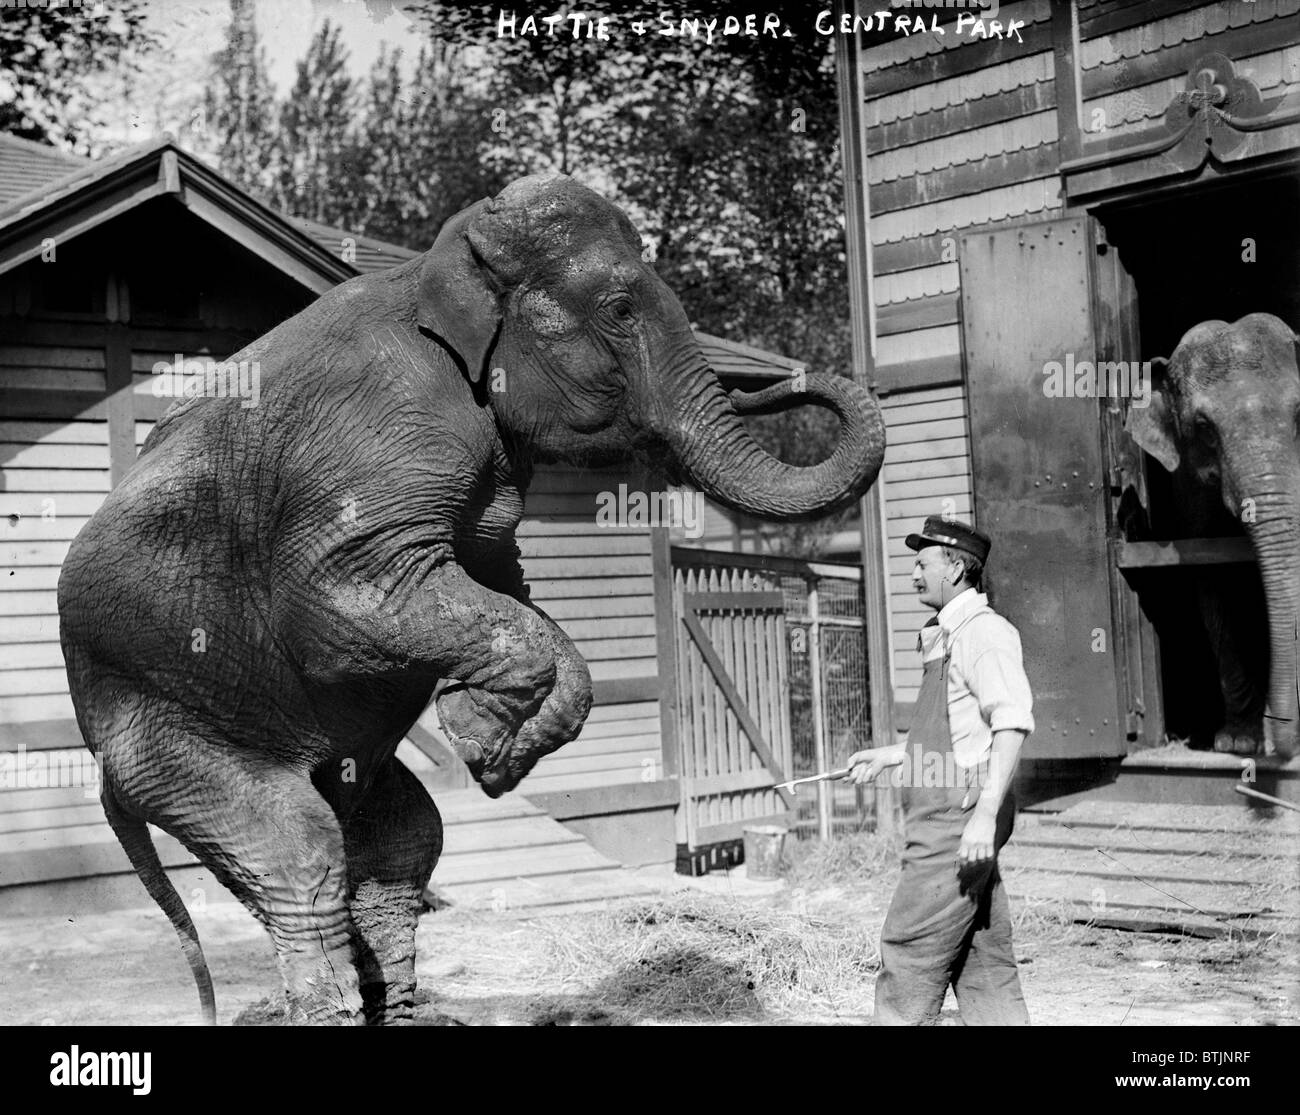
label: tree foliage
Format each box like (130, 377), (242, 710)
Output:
(0, 1), (157, 151)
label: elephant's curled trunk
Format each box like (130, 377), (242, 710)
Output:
(668, 358), (886, 523)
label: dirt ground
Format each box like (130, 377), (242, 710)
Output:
(2, 852), (1296, 1026)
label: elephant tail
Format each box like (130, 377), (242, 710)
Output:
(103, 792), (216, 1025)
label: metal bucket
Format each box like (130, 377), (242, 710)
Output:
(742, 824), (788, 881)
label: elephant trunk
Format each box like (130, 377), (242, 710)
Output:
(1238, 483), (1300, 758)
(665, 353), (886, 523)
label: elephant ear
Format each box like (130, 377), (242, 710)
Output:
(417, 199), (513, 388)
(1125, 356), (1180, 473)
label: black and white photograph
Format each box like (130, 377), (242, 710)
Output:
(0, 0), (1296, 1062)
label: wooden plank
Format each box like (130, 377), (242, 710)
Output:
(886, 436), (969, 464)
(649, 526), (680, 779)
(0, 389), (109, 421)
(876, 293), (960, 335)
(0, 668), (69, 696)
(875, 355), (964, 395)
(885, 415), (968, 445)
(882, 455), (972, 482)
(0, 718), (83, 753)
(0, 644), (65, 670)
(682, 591), (786, 613)
(0, 803), (105, 834)
(0, 541), (72, 567)
(870, 144), (1060, 216)
(0, 421), (108, 445)
(526, 576), (654, 599)
(0, 344), (105, 371)
(0, 616), (60, 644)
(1051, 0), (1084, 165)
(591, 676), (658, 705)
(0, 369), (105, 393)
(525, 779), (679, 819)
(0, 469), (110, 492)
(0, 443), (108, 469)
(681, 610), (794, 808)
(1116, 538), (1255, 568)
(0, 826), (194, 887)
(517, 534), (650, 558)
(533, 749), (657, 777)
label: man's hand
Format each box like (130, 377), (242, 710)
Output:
(958, 808), (997, 865)
(842, 746), (905, 785)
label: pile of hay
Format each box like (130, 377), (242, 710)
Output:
(532, 892), (879, 1022)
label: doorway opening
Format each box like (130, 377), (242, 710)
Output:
(1100, 169), (1300, 749)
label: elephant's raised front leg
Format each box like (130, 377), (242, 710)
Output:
(341, 757), (442, 1025)
(437, 551), (593, 793)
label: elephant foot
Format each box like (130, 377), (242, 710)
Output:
(361, 980), (417, 1026)
(1214, 729), (1263, 755)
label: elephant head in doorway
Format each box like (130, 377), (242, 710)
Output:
(1126, 312), (1300, 758)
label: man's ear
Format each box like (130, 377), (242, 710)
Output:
(1125, 356), (1181, 473)
(417, 199), (507, 388)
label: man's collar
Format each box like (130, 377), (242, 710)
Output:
(936, 588), (987, 633)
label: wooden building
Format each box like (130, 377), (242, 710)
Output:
(838, 0), (1300, 805)
(0, 135), (812, 910)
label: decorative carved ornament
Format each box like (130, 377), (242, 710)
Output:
(1063, 52), (1300, 203)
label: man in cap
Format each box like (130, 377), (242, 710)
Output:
(844, 516), (1032, 1025)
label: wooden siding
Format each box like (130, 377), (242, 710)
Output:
(520, 465), (665, 791)
(857, 0), (1300, 712)
(878, 385), (973, 706)
(0, 338), (109, 725)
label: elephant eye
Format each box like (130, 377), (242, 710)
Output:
(604, 296), (634, 321)
(1193, 415), (1218, 448)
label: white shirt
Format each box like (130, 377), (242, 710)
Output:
(917, 588), (1035, 768)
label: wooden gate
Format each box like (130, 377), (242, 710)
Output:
(670, 552), (795, 859)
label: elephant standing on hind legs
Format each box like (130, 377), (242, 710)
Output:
(57, 174), (886, 1024)
(1126, 313), (1300, 758)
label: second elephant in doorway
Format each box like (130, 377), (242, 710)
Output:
(1127, 312), (1300, 757)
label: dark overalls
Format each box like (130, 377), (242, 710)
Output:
(873, 607), (1030, 1026)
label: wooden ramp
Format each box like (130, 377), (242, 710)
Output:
(418, 784), (659, 913)
(1001, 800), (1300, 939)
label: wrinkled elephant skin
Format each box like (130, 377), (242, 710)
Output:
(57, 174), (886, 1024)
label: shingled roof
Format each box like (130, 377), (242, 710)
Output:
(0, 135), (87, 207)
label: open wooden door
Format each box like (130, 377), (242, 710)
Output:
(959, 216), (1144, 759)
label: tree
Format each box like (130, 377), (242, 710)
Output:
(0, 1), (157, 152)
(268, 21), (358, 224)
(203, 0), (277, 196)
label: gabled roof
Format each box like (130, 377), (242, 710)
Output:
(0, 135), (356, 293)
